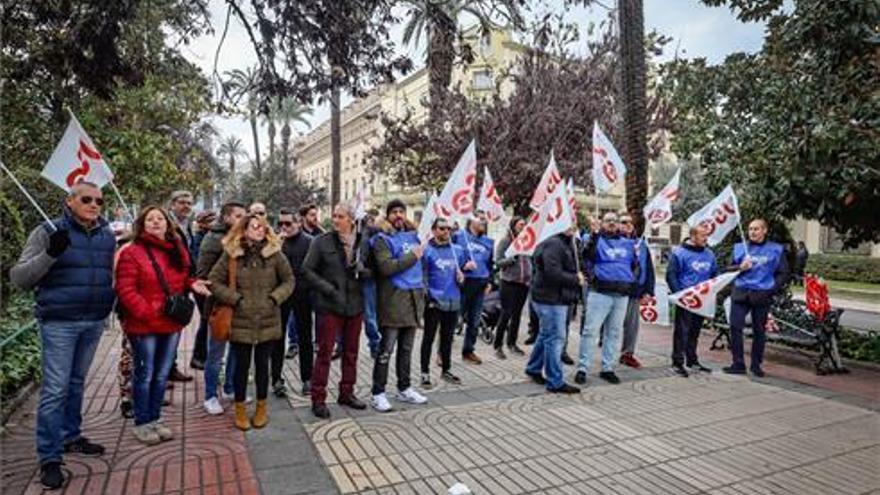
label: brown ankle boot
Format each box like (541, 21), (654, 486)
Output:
(252, 400), (269, 429)
(234, 402), (251, 431)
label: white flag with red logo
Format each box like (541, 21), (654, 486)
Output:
(435, 139), (477, 221)
(351, 184), (368, 221)
(42, 114), (114, 192)
(566, 178), (578, 222)
(592, 122), (626, 194)
(644, 167), (682, 230)
(476, 167), (506, 224)
(506, 181), (573, 257)
(529, 151), (563, 210)
(418, 192), (439, 244)
(669, 271), (739, 318)
(686, 184), (741, 246)
(639, 282), (670, 326)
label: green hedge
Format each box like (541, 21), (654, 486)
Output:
(838, 329), (880, 364)
(805, 253), (880, 284)
(0, 293), (40, 398)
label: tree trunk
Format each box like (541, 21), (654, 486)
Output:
(619, 0), (648, 233)
(249, 115), (262, 180)
(268, 120), (276, 170)
(427, 20), (456, 118)
(281, 124), (291, 183)
(330, 85), (341, 208)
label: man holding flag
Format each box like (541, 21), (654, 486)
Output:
(666, 225), (718, 377)
(10, 181), (116, 490)
(724, 218), (788, 377)
(576, 212), (638, 385)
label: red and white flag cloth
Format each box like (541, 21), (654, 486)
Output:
(669, 271), (739, 318)
(639, 282), (670, 326)
(686, 184), (741, 246)
(505, 180), (573, 257)
(351, 184), (368, 221)
(435, 139), (477, 222)
(566, 178), (578, 222)
(418, 193), (439, 244)
(643, 167), (681, 230)
(592, 122), (626, 194)
(42, 114), (114, 192)
(476, 167), (506, 224)
(529, 151), (563, 210)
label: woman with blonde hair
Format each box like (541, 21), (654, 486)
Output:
(209, 213), (294, 430)
(115, 206), (211, 444)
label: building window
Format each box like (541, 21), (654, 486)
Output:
(472, 69), (493, 90)
(479, 32), (491, 56)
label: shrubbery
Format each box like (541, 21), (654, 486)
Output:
(806, 254), (880, 284)
(0, 293), (40, 399)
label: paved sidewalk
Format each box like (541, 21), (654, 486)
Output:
(2, 318), (879, 494)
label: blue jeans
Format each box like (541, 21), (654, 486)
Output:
(578, 292), (628, 373)
(205, 333), (237, 400)
(362, 278), (380, 352)
(525, 303), (568, 390)
(129, 332), (180, 426)
(461, 278), (488, 356)
(36, 320), (105, 464)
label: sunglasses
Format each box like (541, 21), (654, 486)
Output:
(253, 211), (266, 217)
(80, 196), (104, 206)
(278, 221), (294, 227)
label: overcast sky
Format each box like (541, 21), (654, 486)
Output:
(180, 0), (770, 167)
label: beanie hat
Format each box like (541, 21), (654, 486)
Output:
(385, 198), (406, 216)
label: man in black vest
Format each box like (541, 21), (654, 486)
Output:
(11, 181), (117, 490)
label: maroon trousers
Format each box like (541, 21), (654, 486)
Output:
(311, 312), (363, 406)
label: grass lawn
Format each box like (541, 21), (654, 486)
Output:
(791, 279), (880, 305)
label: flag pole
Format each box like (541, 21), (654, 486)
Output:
(108, 180), (134, 221)
(1, 160), (57, 230)
(736, 221), (750, 258)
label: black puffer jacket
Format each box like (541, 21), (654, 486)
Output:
(531, 233), (581, 305)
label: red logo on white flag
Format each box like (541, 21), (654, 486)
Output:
(42, 114), (114, 192)
(436, 139), (477, 221)
(529, 152), (563, 210)
(669, 271), (739, 318)
(592, 122), (626, 194)
(686, 185), (741, 246)
(476, 167), (505, 223)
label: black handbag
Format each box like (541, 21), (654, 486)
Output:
(145, 246), (196, 325)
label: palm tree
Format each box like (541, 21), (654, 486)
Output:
(224, 67), (262, 180)
(618, 0), (648, 231)
(261, 102), (277, 170)
(217, 135), (247, 179)
(272, 97), (313, 182)
(400, 0), (524, 113)
(330, 86), (342, 207)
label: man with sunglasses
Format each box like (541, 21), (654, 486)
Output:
(277, 209), (314, 396)
(249, 202), (267, 219)
(11, 181), (117, 490)
(616, 213), (655, 369)
(167, 190), (196, 382)
(576, 212), (639, 385)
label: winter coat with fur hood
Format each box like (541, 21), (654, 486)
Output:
(371, 217), (425, 328)
(208, 236), (294, 344)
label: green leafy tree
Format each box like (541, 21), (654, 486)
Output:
(658, 0), (879, 246)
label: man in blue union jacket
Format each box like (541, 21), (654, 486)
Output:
(576, 212), (639, 385)
(10, 181), (116, 490)
(666, 225), (717, 377)
(724, 218), (789, 377)
(420, 217), (467, 389)
(454, 212), (494, 364)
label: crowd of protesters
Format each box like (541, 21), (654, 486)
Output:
(11, 183), (789, 490)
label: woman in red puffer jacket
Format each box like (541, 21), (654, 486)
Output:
(115, 206), (210, 445)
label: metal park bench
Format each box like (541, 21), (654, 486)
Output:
(709, 290), (848, 375)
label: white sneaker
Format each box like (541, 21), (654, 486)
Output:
(151, 420), (173, 441)
(204, 397), (224, 415)
(396, 387), (428, 404)
(371, 393), (393, 412)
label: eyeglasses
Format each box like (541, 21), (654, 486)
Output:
(175, 200), (193, 206)
(620, 220), (632, 225)
(278, 221), (294, 227)
(80, 196), (104, 206)
(603, 218), (618, 223)
(253, 211), (266, 217)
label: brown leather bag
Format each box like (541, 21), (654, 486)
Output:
(209, 256), (237, 342)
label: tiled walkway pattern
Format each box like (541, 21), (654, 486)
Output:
(2, 315), (879, 494)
